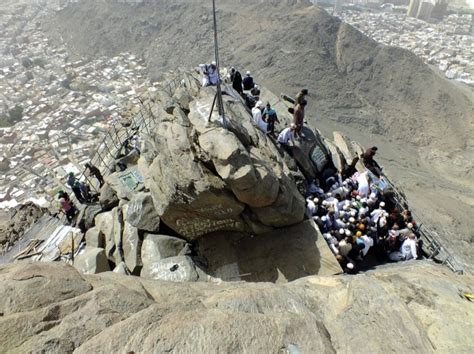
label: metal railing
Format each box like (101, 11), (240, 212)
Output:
(383, 176), (464, 274)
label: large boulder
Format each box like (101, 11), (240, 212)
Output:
(137, 81), (306, 240)
(98, 183), (119, 210)
(84, 226), (104, 248)
(140, 255), (199, 282)
(94, 210), (115, 261)
(76, 204), (103, 231)
(124, 192), (160, 232)
(141, 234), (188, 264)
(138, 116), (247, 241)
(74, 247), (110, 274)
(1, 262), (473, 353)
(121, 204), (142, 274)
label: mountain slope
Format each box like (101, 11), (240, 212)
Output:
(42, 0), (473, 151)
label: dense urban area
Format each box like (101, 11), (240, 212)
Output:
(0, 0), (473, 210)
(0, 3), (155, 208)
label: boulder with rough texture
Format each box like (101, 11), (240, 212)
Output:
(141, 234), (188, 264)
(138, 115), (247, 240)
(0, 262), (473, 353)
(140, 255), (199, 282)
(105, 166), (146, 201)
(85, 226), (104, 248)
(94, 210), (115, 261)
(74, 247), (110, 274)
(76, 204), (103, 231)
(137, 80), (306, 240)
(124, 192), (160, 232)
(98, 183), (119, 210)
(113, 261), (131, 275)
(121, 204), (142, 274)
(112, 206), (124, 264)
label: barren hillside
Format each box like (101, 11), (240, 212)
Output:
(43, 0), (473, 151)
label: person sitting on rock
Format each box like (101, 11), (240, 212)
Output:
(263, 102), (280, 137)
(243, 71), (255, 91)
(250, 85), (261, 101)
(251, 101), (268, 134)
(200, 61), (219, 87)
(361, 146), (383, 177)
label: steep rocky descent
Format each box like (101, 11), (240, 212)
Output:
(41, 0), (473, 153)
(0, 202), (48, 254)
(0, 261), (472, 353)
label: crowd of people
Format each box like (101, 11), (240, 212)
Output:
(223, 66), (310, 147)
(307, 155), (422, 273)
(201, 64), (423, 273)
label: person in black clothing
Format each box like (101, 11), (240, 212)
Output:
(242, 71), (255, 90)
(232, 69), (243, 94)
(229, 67), (236, 82)
(361, 146), (383, 177)
(85, 163), (104, 187)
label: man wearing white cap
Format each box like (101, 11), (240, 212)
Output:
(251, 101), (268, 133)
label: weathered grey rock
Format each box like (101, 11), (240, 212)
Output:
(76, 204), (103, 231)
(113, 261), (130, 275)
(324, 139), (346, 173)
(251, 175), (305, 227)
(85, 226), (104, 248)
(117, 149), (140, 166)
(198, 128), (279, 207)
(333, 131), (357, 163)
(173, 87), (193, 111)
(141, 234), (187, 264)
(138, 117), (247, 241)
(121, 205), (142, 274)
(350, 139), (368, 172)
(74, 247), (110, 274)
(0, 262), (92, 316)
(137, 85), (307, 239)
(1, 262), (473, 353)
(94, 210), (115, 261)
(112, 206), (124, 264)
(105, 166), (146, 201)
(125, 192), (160, 232)
(98, 183), (119, 210)
(140, 255), (199, 282)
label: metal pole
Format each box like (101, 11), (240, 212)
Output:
(210, 0), (225, 123)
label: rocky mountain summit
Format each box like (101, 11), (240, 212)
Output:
(1, 70), (472, 353)
(72, 70), (344, 281)
(0, 261), (472, 353)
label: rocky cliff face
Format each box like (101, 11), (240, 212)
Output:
(74, 70), (344, 281)
(0, 261), (472, 353)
